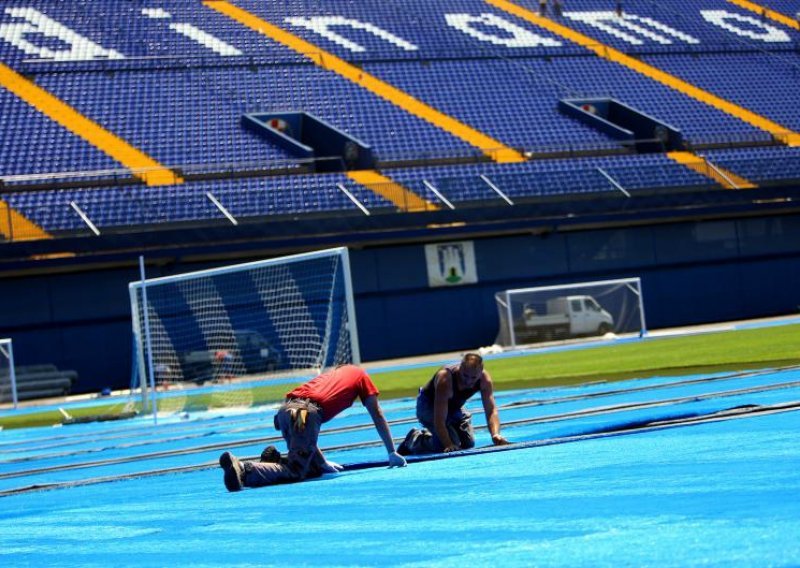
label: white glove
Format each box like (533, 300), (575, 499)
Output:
(388, 451), (407, 468)
(320, 460), (344, 473)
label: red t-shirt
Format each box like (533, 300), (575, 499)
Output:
(286, 365), (379, 422)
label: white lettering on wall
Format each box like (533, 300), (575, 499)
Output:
(700, 10), (790, 42)
(564, 11), (700, 45)
(445, 13), (561, 47)
(284, 16), (418, 52)
(141, 9), (242, 56)
(0, 7), (124, 60)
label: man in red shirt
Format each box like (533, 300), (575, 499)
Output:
(220, 365), (406, 491)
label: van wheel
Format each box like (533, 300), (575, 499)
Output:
(598, 323), (611, 336)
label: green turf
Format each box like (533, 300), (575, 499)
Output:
(373, 324), (800, 398)
(3, 323), (800, 430)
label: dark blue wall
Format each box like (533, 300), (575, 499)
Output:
(2, 214), (800, 394)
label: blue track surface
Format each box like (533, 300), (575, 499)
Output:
(1, 367), (799, 566)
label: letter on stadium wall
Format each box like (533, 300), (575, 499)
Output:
(700, 10), (791, 42)
(564, 11), (700, 45)
(445, 13), (562, 47)
(0, 7), (124, 60)
(284, 16), (418, 52)
(141, 8), (243, 56)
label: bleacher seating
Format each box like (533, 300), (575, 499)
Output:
(0, 364), (76, 403)
(0, 1), (304, 69)
(384, 153), (715, 205)
(703, 146), (800, 184)
(2, 172), (395, 233)
(762, 1), (800, 19)
(642, 52), (800, 133)
(0, 0), (799, 236)
(365, 55), (766, 152)
(0, 89), (120, 177)
(239, 0), (800, 59)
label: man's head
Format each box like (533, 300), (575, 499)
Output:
(460, 353), (484, 384)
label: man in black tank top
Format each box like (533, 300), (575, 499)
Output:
(397, 353), (508, 455)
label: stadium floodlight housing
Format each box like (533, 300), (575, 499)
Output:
(0, 338), (18, 409)
(129, 247), (360, 414)
(495, 277), (645, 349)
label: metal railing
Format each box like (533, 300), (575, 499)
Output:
(3, 157), (800, 243)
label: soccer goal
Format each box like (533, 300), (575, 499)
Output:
(495, 277), (645, 348)
(129, 247), (360, 414)
(0, 338), (18, 409)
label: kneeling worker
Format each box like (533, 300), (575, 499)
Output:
(220, 364), (406, 491)
(397, 353), (508, 455)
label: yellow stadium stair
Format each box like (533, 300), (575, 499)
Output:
(0, 63), (181, 186)
(485, 0), (800, 147)
(0, 200), (51, 241)
(725, 0), (800, 31)
(667, 152), (755, 189)
(346, 170), (438, 212)
(204, 1), (525, 163)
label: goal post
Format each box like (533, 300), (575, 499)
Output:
(495, 277), (645, 349)
(0, 338), (18, 409)
(129, 247), (360, 414)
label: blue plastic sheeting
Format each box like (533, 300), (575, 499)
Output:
(1, 369), (799, 566)
(1, 368), (799, 491)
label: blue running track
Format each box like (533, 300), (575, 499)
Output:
(0, 367), (799, 566)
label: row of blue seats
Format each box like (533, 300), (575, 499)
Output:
(0, 3), (792, 179)
(6, 143), (800, 233)
(761, 1), (800, 18)
(704, 146), (800, 182)
(386, 153), (714, 203)
(27, 65), (472, 171)
(0, 1), (301, 67)
(365, 56), (762, 150)
(1, 153), (727, 232)
(3, 0), (796, 73)
(238, 0), (800, 60)
(550, 0), (799, 52)
(3, 173), (389, 231)
(643, 52), (800, 132)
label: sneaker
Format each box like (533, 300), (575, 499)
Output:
(396, 428), (420, 456)
(219, 451), (245, 492)
(260, 445), (282, 464)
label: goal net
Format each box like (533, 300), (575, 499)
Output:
(495, 277), (645, 348)
(129, 247), (360, 414)
(0, 338), (18, 408)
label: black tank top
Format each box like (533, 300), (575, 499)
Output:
(420, 362), (482, 415)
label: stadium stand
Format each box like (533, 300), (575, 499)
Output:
(0, 0), (798, 235)
(0, 88), (120, 177)
(0, 364), (76, 403)
(641, 52), (800, 133)
(702, 146), (800, 184)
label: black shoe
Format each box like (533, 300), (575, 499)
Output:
(219, 451), (245, 492)
(396, 428), (420, 456)
(260, 445), (282, 463)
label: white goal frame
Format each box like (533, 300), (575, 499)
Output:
(129, 247), (360, 413)
(498, 277), (646, 349)
(0, 338), (18, 409)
